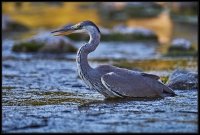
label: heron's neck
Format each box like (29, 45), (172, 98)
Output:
(76, 28), (100, 72)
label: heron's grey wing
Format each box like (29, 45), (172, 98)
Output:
(140, 72), (175, 95)
(101, 72), (164, 98)
(141, 72), (160, 80)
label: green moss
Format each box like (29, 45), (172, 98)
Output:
(12, 42), (43, 52)
(168, 46), (195, 51)
(3, 97), (93, 106)
(2, 86), (16, 90)
(29, 91), (76, 97)
(165, 48), (197, 57)
(98, 3), (163, 21)
(67, 33), (158, 42)
(113, 59), (197, 71)
(165, 51), (197, 57)
(65, 44), (77, 53)
(32, 97), (91, 106)
(67, 34), (89, 41)
(2, 90), (97, 106)
(101, 33), (157, 42)
(125, 4), (163, 18)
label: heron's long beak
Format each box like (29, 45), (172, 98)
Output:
(51, 24), (75, 36)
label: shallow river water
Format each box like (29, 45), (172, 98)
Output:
(2, 38), (198, 133)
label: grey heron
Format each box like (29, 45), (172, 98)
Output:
(51, 20), (176, 99)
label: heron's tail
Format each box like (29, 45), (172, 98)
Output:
(159, 81), (177, 97)
(163, 86), (177, 97)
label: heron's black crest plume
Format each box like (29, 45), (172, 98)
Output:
(80, 20), (101, 34)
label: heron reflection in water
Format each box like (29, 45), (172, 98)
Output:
(52, 20), (176, 99)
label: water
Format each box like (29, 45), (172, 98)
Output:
(2, 39), (159, 61)
(2, 58), (198, 133)
(2, 30), (198, 133)
(2, 2), (198, 133)
(3, 94), (198, 133)
(78, 41), (159, 60)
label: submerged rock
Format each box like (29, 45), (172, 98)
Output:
(166, 69), (198, 90)
(12, 32), (77, 53)
(2, 15), (29, 32)
(166, 38), (196, 57)
(171, 38), (192, 50)
(113, 25), (155, 35)
(108, 25), (158, 41)
(68, 24), (158, 42)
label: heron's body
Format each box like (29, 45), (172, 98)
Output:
(52, 20), (176, 99)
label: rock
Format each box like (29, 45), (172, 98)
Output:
(166, 38), (196, 57)
(166, 69), (198, 90)
(169, 2), (198, 24)
(102, 25), (158, 42)
(171, 38), (192, 50)
(2, 15), (29, 32)
(98, 2), (164, 21)
(68, 25), (158, 42)
(113, 25), (157, 36)
(124, 2), (164, 18)
(12, 31), (77, 53)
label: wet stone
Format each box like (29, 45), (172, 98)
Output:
(69, 26), (158, 42)
(171, 38), (192, 50)
(12, 31), (77, 53)
(108, 25), (158, 42)
(98, 2), (164, 21)
(166, 38), (197, 57)
(166, 69), (198, 90)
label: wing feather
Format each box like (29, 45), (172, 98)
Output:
(141, 72), (160, 80)
(101, 72), (162, 97)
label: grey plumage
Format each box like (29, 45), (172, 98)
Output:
(52, 20), (176, 99)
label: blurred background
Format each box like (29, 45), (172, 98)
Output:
(2, 2), (198, 58)
(2, 2), (198, 133)
(2, 2), (198, 44)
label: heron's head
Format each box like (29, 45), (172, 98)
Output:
(51, 20), (100, 36)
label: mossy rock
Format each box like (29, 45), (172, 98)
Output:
(39, 42), (77, 53)
(165, 46), (197, 57)
(67, 33), (158, 42)
(7, 22), (29, 32)
(166, 69), (198, 90)
(67, 34), (89, 41)
(12, 41), (77, 53)
(12, 42), (43, 52)
(124, 3), (164, 18)
(101, 33), (158, 42)
(12, 32), (77, 53)
(98, 2), (164, 21)
(113, 58), (196, 71)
